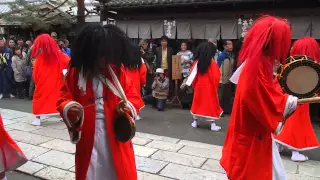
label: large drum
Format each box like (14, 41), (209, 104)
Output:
(277, 55), (320, 99)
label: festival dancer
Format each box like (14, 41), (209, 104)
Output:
(31, 34), (70, 126)
(124, 48), (147, 120)
(0, 113), (28, 180)
(274, 37), (320, 162)
(186, 42), (223, 131)
(56, 24), (143, 180)
(220, 15), (298, 180)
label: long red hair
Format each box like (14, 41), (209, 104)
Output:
(238, 15), (291, 87)
(31, 34), (60, 63)
(290, 37), (320, 63)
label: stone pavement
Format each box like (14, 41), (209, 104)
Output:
(1, 108), (320, 180)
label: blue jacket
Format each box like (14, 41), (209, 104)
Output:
(62, 48), (71, 57)
(217, 50), (230, 68)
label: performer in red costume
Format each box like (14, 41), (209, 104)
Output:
(124, 53), (147, 120)
(220, 15), (298, 180)
(0, 113), (28, 180)
(57, 24), (143, 180)
(186, 42), (223, 131)
(31, 34), (70, 126)
(274, 37), (320, 162)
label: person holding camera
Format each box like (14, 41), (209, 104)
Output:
(143, 68), (169, 111)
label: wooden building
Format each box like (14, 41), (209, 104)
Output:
(97, 0), (320, 40)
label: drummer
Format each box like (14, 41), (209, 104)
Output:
(220, 15), (298, 180)
(274, 37), (320, 162)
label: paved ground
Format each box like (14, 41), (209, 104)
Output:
(0, 98), (320, 161)
(6, 171), (41, 180)
(1, 108), (320, 180)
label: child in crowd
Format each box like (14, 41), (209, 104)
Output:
(11, 46), (27, 99)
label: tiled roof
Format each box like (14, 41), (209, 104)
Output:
(106, 0), (265, 8)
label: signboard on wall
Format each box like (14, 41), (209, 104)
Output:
(164, 20), (176, 39)
(172, 55), (182, 80)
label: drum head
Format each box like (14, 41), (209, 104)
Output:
(278, 56), (320, 98)
(114, 115), (136, 143)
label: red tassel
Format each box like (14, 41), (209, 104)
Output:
(290, 37), (320, 63)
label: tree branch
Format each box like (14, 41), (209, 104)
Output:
(40, 0), (69, 18)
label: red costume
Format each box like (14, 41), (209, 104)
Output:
(0, 114), (27, 173)
(274, 37), (320, 151)
(124, 59), (147, 104)
(57, 66), (143, 180)
(188, 60), (223, 119)
(32, 34), (70, 116)
(220, 16), (298, 180)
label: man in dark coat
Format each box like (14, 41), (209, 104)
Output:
(155, 36), (174, 80)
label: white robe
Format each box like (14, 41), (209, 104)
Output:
(86, 77), (117, 180)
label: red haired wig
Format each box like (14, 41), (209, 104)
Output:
(290, 37), (320, 63)
(238, 15), (291, 86)
(31, 34), (60, 63)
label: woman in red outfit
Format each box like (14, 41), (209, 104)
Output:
(187, 42), (223, 131)
(274, 37), (320, 162)
(56, 24), (143, 180)
(31, 34), (70, 126)
(124, 55), (147, 120)
(0, 113), (28, 180)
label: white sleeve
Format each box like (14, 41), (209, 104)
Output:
(274, 95), (298, 135)
(283, 95), (298, 118)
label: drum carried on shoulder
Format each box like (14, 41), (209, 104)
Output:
(276, 55), (320, 99)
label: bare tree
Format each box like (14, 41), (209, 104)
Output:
(2, 0), (74, 30)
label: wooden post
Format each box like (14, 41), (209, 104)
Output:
(170, 55), (182, 108)
(76, 0), (85, 29)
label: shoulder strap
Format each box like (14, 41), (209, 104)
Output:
(98, 65), (128, 103)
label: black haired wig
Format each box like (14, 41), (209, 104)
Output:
(194, 42), (217, 74)
(70, 24), (141, 76)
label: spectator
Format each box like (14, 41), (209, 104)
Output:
(0, 37), (14, 99)
(60, 39), (71, 57)
(22, 44), (29, 54)
(26, 40), (32, 48)
(17, 37), (24, 48)
(208, 38), (221, 61)
(155, 36), (174, 80)
(140, 39), (155, 95)
(11, 45), (27, 99)
(51, 32), (58, 43)
(64, 39), (70, 48)
(143, 68), (169, 111)
(217, 40), (235, 114)
(155, 36), (174, 99)
(177, 41), (193, 79)
(8, 39), (15, 49)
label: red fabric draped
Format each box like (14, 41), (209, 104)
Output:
(32, 52), (70, 115)
(0, 114), (28, 173)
